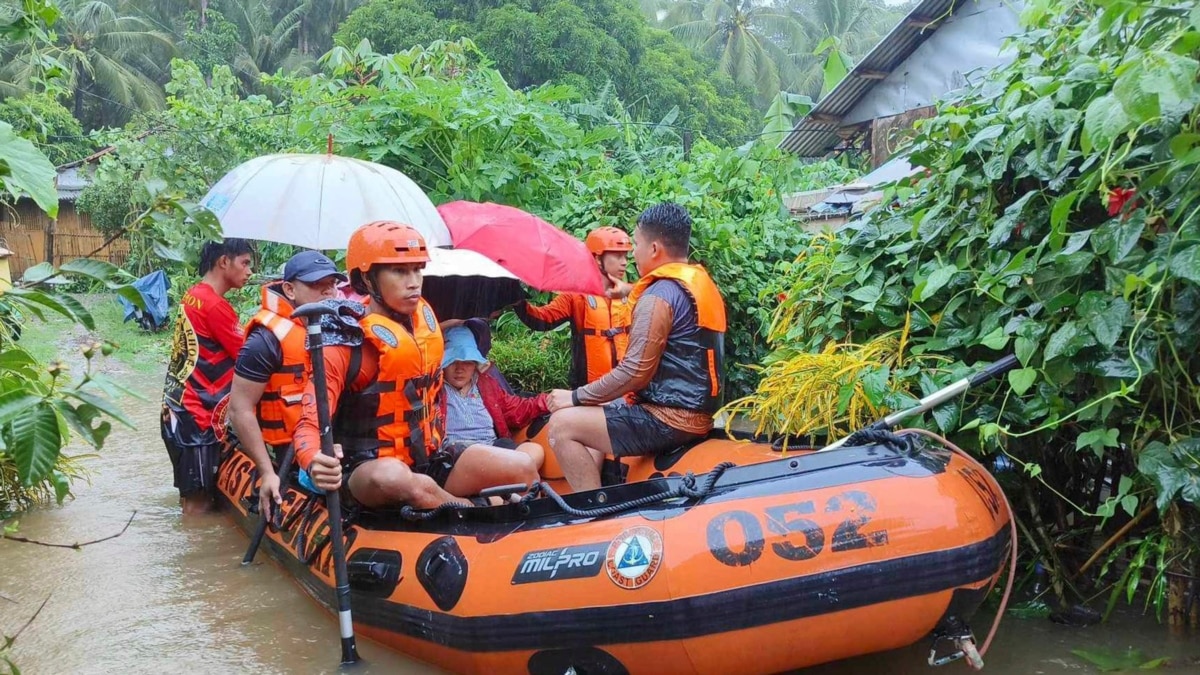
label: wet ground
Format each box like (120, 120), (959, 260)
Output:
(2, 308), (1198, 674)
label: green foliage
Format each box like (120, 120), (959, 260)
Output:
(179, 9), (241, 79)
(0, 260), (139, 515)
(334, 0), (759, 142)
(0, 93), (94, 165)
(0, 119), (58, 216)
(1071, 647), (1170, 672)
(766, 0), (1200, 551)
(489, 318), (572, 393)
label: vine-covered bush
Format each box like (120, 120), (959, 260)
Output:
(762, 0), (1200, 612)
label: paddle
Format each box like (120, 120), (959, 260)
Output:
(292, 301), (360, 665)
(819, 354), (1020, 452)
(241, 443), (296, 565)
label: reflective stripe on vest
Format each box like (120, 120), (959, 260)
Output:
(333, 300), (445, 468)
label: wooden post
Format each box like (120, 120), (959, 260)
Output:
(45, 217), (56, 267)
(1164, 504), (1198, 631)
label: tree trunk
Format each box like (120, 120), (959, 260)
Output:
(200, 0), (208, 29)
(1164, 504), (1198, 631)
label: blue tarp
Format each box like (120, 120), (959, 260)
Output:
(118, 270), (171, 330)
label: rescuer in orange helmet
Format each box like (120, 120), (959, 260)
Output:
(293, 221), (538, 508)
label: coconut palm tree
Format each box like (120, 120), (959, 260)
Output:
(661, 0), (802, 102)
(784, 0), (906, 97)
(1, 0), (175, 126)
(219, 0), (315, 88)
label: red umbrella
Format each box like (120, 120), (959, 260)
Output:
(437, 201), (606, 296)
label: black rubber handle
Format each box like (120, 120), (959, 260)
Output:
(478, 483), (529, 499)
(969, 354), (1020, 388)
(292, 301), (339, 320)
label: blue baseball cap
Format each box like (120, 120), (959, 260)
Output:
(442, 326), (489, 369)
(283, 251), (347, 284)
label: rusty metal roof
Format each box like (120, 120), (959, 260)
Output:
(778, 0), (961, 156)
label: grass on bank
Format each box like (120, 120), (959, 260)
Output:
(16, 293), (169, 378)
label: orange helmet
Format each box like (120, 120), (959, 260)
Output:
(585, 226), (633, 256)
(346, 221), (430, 273)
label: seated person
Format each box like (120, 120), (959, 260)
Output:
(297, 221), (538, 509)
(545, 203), (727, 491)
(438, 326), (547, 470)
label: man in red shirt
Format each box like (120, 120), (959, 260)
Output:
(162, 238), (254, 514)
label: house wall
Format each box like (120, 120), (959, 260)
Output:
(0, 200), (129, 278)
(843, 0), (1021, 126)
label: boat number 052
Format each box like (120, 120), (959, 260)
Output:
(706, 490), (890, 567)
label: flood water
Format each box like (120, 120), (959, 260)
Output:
(2, 358), (1198, 674)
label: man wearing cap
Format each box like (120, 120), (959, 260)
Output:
(229, 250), (346, 520)
(439, 324), (549, 469)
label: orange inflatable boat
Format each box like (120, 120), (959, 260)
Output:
(217, 427), (1012, 675)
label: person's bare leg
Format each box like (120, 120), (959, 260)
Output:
(547, 407), (613, 492)
(443, 445), (538, 497)
(515, 441), (545, 471)
(347, 457), (462, 508)
(180, 494), (213, 515)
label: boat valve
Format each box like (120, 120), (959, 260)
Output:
(928, 632), (984, 670)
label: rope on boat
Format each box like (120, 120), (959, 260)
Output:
(536, 462), (737, 518)
(841, 427), (916, 453)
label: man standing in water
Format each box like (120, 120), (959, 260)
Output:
(544, 203), (726, 491)
(162, 238), (254, 514)
(228, 251), (344, 520)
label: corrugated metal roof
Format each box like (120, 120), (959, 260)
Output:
(779, 0), (960, 156)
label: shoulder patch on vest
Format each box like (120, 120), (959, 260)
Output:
(422, 305), (437, 332)
(371, 323), (399, 348)
(586, 296), (597, 309)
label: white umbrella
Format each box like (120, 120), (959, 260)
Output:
(200, 153), (453, 249)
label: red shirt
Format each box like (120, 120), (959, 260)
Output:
(162, 282), (244, 430)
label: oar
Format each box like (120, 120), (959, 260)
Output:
(241, 443), (296, 565)
(820, 354), (1020, 452)
(292, 302), (360, 665)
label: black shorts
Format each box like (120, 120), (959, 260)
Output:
(604, 404), (704, 458)
(412, 440), (471, 487)
(161, 406), (221, 498)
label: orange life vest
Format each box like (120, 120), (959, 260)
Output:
(628, 262), (727, 414)
(333, 300), (445, 468)
(579, 294), (632, 384)
(243, 284), (308, 447)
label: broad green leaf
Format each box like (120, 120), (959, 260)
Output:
(0, 390), (41, 426)
(1087, 297), (1130, 348)
(19, 262), (55, 284)
(1193, 5), (1200, 30)
(1077, 427), (1119, 458)
(58, 258), (125, 285)
(7, 288), (93, 329)
(966, 125), (1006, 154)
(979, 327), (1009, 350)
(1044, 322), (1080, 361)
(51, 470), (72, 504)
(0, 121), (58, 217)
(916, 265), (957, 302)
(1121, 494), (1139, 517)
(1109, 218), (1142, 264)
(1015, 337), (1038, 366)
(1083, 94), (1132, 150)
(1009, 368), (1037, 395)
(66, 389), (135, 429)
(1050, 193), (1079, 234)
(847, 285), (882, 304)
(1169, 245), (1200, 284)
(8, 402), (62, 484)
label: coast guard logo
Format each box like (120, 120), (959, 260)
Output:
(371, 324), (399, 348)
(605, 526), (663, 590)
(586, 296), (597, 309)
(423, 305), (437, 331)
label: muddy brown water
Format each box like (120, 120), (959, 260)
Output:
(2, 368), (1197, 674)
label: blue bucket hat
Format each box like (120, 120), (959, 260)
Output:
(442, 326), (489, 369)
